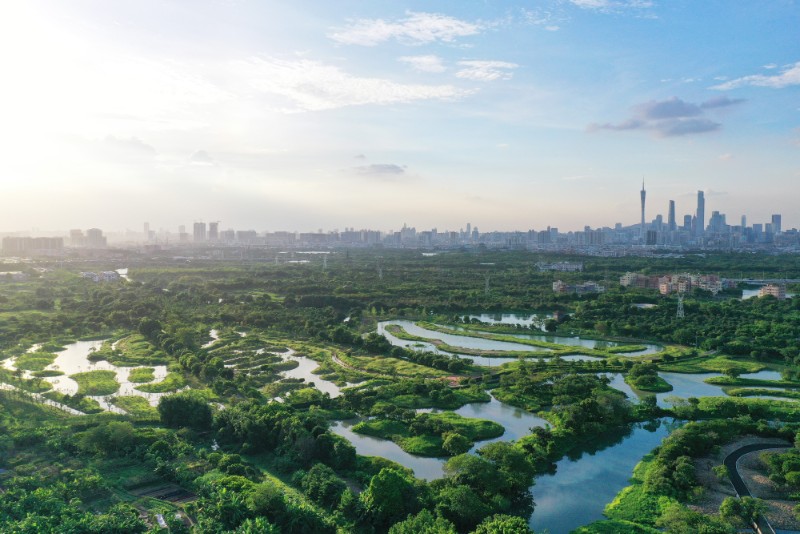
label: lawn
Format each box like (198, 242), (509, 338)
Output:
(70, 370), (120, 396)
(128, 367), (156, 383)
(14, 351), (58, 372)
(111, 396), (159, 418)
(136, 372), (186, 393)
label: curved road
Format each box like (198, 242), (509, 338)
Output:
(724, 442), (790, 498)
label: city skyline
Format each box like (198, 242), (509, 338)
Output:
(1, 1), (799, 231)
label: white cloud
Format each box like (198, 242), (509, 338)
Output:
(329, 12), (481, 46)
(569, 0), (655, 11)
(456, 60), (518, 81)
(399, 55), (446, 73)
(712, 61), (800, 90)
(231, 57), (471, 112)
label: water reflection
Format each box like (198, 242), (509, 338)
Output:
(529, 421), (674, 534)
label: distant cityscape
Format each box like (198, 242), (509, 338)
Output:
(1, 185), (796, 255)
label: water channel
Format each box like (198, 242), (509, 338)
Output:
(377, 320), (662, 367)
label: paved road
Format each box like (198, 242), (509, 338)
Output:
(724, 442), (790, 497)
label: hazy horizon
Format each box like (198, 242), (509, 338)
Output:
(2, 1), (798, 232)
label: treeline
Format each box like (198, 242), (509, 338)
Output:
(571, 290), (800, 363)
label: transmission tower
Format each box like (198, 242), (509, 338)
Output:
(676, 294), (685, 319)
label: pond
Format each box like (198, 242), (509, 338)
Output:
(276, 349), (343, 399)
(466, 312), (550, 329)
(379, 320), (554, 353)
(2, 340), (173, 413)
(331, 395), (549, 480)
(529, 421), (674, 533)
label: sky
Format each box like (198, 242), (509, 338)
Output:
(1, 0), (798, 234)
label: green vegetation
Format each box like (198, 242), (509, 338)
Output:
(127, 366), (155, 383)
(625, 362), (673, 392)
(2, 251), (800, 532)
(70, 370), (119, 396)
(13, 351), (58, 371)
(42, 390), (104, 413)
(135, 372), (186, 393)
(111, 395), (159, 418)
(91, 334), (170, 365)
(353, 412), (504, 457)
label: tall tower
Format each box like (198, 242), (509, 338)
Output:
(695, 190), (705, 238)
(668, 200), (676, 231)
(640, 180), (646, 243)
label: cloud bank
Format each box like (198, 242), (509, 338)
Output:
(589, 96), (744, 137)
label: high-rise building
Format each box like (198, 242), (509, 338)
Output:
(209, 221), (219, 241)
(695, 190), (705, 238)
(193, 222), (207, 242)
(640, 181), (646, 243)
(668, 200), (676, 231)
(86, 228), (107, 248)
(143, 222), (150, 241)
(772, 214), (782, 235)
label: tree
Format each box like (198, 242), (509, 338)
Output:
(720, 496), (767, 526)
(443, 432), (471, 456)
(472, 513), (534, 534)
(435, 484), (492, 532)
(361, 468), (422, 528)
(389, 509), (457, 534)
(158, 391), (213, 430)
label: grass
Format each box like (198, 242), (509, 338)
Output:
(31, 369), (64, 377)
(90, 334), (169, 366)
(13, 351), (58, 372)
(342, 352), (448, 378)
(604, 455), (677, 526)
(128, 367), (155, 383)
(42, 391), (103, 414)
(111, 396), (159, 418)
(574, 520), (661, 534)
(705, 376), (800, 388)
(135, 372), (186, 393)
(659, 354), (765, 374)
(353, 412), (504, 457)
(625, 374), (673, 393)
(70, 370), (119, 396)
(0, 368), (53, 393)
(725, 388), (800, 400)
(386, 388), (491, 410)
(390, 321), (675, 362)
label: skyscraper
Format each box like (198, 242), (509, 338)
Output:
(772, 214), (782, 235)
(668, 200), (676, 231)
(640, 180), (646, 243)
(695, 190), (705, 238)
(193, 222), (207, 242)
(209, 221), (219, 241)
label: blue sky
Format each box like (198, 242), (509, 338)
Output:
(1, 0), (798, 233)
